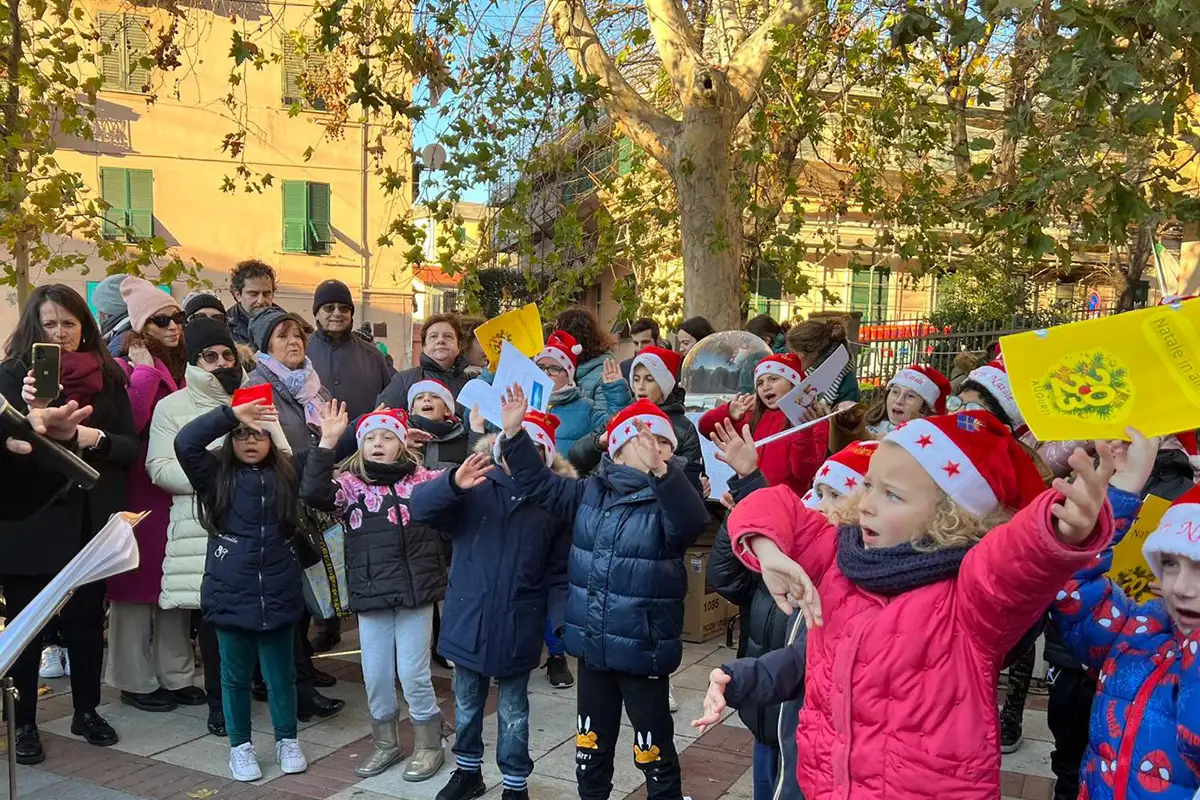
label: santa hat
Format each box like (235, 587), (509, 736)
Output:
(356, 409), (409, 448)
(537, 330), (584, 380)
(889, 365), (952, 414)
(407, 379), (456, 414)
(1144, 484), (1200, 578)
(494, 410), (559, 467)
(884, 410), (1045, 516)
(606, 399), (678, 459)
(754, 353), (805, 388)
(804, 441), (880, 508)
(967, 356), (1023, 427)
(630, 345), (682, 397)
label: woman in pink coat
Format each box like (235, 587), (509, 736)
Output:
(693, 410), (1145, 800)
(105, 278), (206, 713)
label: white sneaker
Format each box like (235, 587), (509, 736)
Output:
(276, 738), (307, 774)
(229, 742), (262, 782)
(62, 650), (70, 677)
(667, 681), (679, 713)
(38, 645), (64, 679)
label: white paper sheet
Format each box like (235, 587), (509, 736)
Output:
(686, 412), (734, 500)
(457, 378), (503, 429)
(0, 513), (140, 677)
(493, 341), (554, 413)
(777, 347), (851, 426)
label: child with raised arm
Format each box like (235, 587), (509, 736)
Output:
(693, 410), (1125, 799)
(495, 384), (709, 800)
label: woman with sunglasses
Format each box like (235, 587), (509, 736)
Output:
(146, 317), (292, 737)
(106, 278), (205, 714)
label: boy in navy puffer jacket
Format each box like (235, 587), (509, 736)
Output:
(496, 386), (710, 800)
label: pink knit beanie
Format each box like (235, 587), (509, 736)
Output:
(121, 276), (181, 332)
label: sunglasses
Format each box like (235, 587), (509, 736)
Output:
(232, 427), (269, 442)
(148, 311), (187, 328)
(320, 303), (353, 315)
(198, 349), (237, 366)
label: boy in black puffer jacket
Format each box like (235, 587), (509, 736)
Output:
(407, 378), (471, 470)
(498, 388), (709, 800)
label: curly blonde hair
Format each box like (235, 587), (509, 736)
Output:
(840, 489), (1013, 552)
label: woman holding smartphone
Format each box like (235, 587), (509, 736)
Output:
(0, 283), (138, 764)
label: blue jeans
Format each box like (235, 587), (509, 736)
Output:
(452, 665), (533, 789)
(544, 616), (564, 657)
(753, 741), (779, 800)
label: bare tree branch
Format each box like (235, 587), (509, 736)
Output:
(644, 0), (702, 101)
(545, 0), (680, 162)
(714, 0), (747, 61)
(726, 0), (818, 118)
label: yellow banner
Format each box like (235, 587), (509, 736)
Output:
(474, 303), (545, 371)
(1001, 298), (1200, 440)
(1106, 494), (1170, 603)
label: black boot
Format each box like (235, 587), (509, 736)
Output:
(436, 768), (487, 800)
(14, 724), (45, 765)
(207, 707), (227, 737)
(71, 710), (118, 747)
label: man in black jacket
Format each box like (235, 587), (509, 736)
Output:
(226, 260), (283, 348)
(307, 280), (395, 421)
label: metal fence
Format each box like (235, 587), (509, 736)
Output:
(853, 305), (1120, 396)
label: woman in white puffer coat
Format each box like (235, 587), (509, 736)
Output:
(145, 318), (291, 739)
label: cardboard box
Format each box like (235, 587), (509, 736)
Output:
(682, 546), (732, 643)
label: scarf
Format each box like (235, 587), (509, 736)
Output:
(255, 352), (323, 427)
(835, 524), (971, 596)
(59, 350), (104, 406)
(363, 459), (416, 485)
(409, 414), (459, 440)
(549, 384), (581, 407)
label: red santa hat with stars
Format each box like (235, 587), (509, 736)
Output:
(884, 410), (1045, 516)
(605, 400), (678, 459)
(754, 353), (806, 388)
(407, 379), (456, 414)
(1142, 483), (1200, 578)
(494, 410), (560, 467)
(630, 345), (683, 397)
(803, 440), (879, 509)
(888, 364), (952, 414)
(538, 330), (584, 381)
(967, 356), (1023, 428)
(356, 409), (409, 447)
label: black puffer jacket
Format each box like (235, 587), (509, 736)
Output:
(377, 354), (471, 414)
(409, 415), (470, 470)
(300, 446), (447, 612)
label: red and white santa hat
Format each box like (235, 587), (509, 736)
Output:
(630, 345), (682, 397)
(1143, 484), (1200, 578)
(537, 330), (584, 381)
(884, 410), (1045, 516)
(606, 399), (678, 458)
(407, 379), (456, 414)
(967, 355), (1023, 427)
(356, 409), (408, 447)
(494, 410), (559, 467)
(804, 440), (880, 508)
(754, 353), (805, 389)
(888, 365), (952, 414)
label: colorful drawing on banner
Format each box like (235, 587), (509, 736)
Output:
(1106, 495), (1170, 604)
(1001, 297), (1200, 440)
(474, 303), (544, 371)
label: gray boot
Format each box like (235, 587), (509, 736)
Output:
(356, 717), (404, 778)
(403, 715), (445, 782)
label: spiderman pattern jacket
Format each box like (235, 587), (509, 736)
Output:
(1051, 486), (1200, 800)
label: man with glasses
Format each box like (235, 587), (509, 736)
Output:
(307, 279), (395, 422)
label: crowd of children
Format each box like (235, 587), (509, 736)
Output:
(161, 307), (1200, 800)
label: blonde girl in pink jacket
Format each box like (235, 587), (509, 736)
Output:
(693, 410), (1149, 800)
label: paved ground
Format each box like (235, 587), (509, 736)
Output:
(0, 627), (1059, 800)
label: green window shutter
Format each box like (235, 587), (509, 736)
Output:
(281, 39), (303, 106)
(307, 182), (332, 253)
(99, 167), (129, 238)
(282, 180), (309, 252)
(123, 15), (151, 93)
(98, 13), (124, 90)
(126, 169), (154, 239)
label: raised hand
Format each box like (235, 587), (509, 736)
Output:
(232, 398), (278, 432)
(751, 537), (823, 626)
(691, 669), (731, 734)
(454, 452), (495, 490)
(316, 399), (348, 448)
(602, 358), (623, 386)
(1051, 444), (1118, 545)
(728, 393), (756, 422)
(1103, 428), (1159, 495)
(630, 420), (667, 476)
(407, 428), (434, 451)
(469, 405), (486, 434)
(710, 418), (758, 478)
(500, 383), (528, 438)
(127, 343), (154, 368)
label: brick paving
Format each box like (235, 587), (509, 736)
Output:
(0, 631), (1060, 799)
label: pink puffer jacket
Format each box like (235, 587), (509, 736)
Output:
(728, 486), (1113, 800)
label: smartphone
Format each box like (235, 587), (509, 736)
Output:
(232, 384), (273, 408)
(31, 343), (61, 403)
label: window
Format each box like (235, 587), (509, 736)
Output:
(282, 180), (333, 254)
(282, 39), (327, 111)
(849, 267), (890, 322)
(98, 12), (151, 93)
(430, 290), (458, 315)
(100, 168), (154, 240)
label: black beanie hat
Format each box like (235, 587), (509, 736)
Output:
(183, 291), (226, 319)
(185, 316), (237, 365)
(313, 279), (354, 316)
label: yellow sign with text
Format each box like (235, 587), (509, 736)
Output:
(1001, 299), (1200, 440)
(1106, 495), (1170, 603)
(474, 303), (545, 371)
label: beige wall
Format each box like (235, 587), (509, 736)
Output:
(1, 2), (414, 361)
